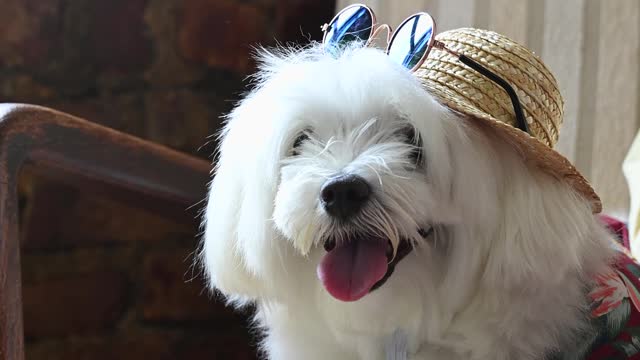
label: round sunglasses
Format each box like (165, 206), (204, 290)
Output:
(321, 4), (529, 134)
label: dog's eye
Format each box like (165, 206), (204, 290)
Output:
(291, 132), (310, 156)
(400, 126), (423, 164)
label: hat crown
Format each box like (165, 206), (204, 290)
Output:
(416, 28), (564, 148)
(415, 28), (602, 213)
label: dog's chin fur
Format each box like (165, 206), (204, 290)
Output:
(200, 43), (617, 359)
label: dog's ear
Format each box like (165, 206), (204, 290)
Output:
(481, 162), (612, 288)
(201, 46), (315, 303)
(441, 122), (613, 289)
(201, 144), (264, 300)
(201, 97), (284, 302)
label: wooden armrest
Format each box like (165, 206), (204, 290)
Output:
(0, 103), (211, 360)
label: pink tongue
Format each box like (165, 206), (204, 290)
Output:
(317, 240), (389, 302)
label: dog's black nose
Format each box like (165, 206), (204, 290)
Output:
(320, 174), (371, 220)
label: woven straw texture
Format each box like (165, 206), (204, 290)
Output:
(414, 28), (602, 213)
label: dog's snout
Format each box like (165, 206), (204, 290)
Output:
(320, 174), (371, 220)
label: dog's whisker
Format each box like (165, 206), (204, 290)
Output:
(319, 136), (342, 156)
(366, 153), (413, 180)
(364, 164), (385, 189)
(388, 184), (419, 213)
(351, 117), (378, 144)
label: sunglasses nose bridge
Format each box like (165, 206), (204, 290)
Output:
(371, 23), (393, 47)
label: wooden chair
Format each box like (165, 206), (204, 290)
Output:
(0, 104), (211, 360)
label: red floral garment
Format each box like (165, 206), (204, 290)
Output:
(554, 215), (640, 359)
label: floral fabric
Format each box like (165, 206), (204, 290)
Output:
(571, 215), (640, 359)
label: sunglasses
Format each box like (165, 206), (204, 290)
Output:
(321, 4), (529, 134)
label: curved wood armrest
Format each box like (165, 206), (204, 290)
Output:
(0, 104), (211, 360)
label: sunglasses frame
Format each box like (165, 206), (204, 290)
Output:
(322, 4), (377, 47)
(385, 11), (437, 72)
(322, 3), (530, 134)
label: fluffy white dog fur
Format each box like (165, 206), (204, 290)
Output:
(201, 44), (617, 359)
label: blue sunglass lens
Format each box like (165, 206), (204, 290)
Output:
(388, 14), (434, 70)
(324, 6), (373, 53)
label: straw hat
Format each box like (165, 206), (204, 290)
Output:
(414, 28), (602, 213)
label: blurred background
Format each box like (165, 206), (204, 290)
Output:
(0, 0), (639, 359)
(1, 0), (334, 358)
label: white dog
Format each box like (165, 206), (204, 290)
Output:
(200, 42), (621, 360)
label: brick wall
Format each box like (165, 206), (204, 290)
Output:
(1, 0), (335, 358)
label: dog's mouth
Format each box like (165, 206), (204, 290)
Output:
(316, 228), (432, 302)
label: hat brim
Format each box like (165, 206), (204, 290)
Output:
(427, 86), (602, 214)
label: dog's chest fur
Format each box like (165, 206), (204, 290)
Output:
(255, 253), (601, 360)
(256, 222), (640, 360)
